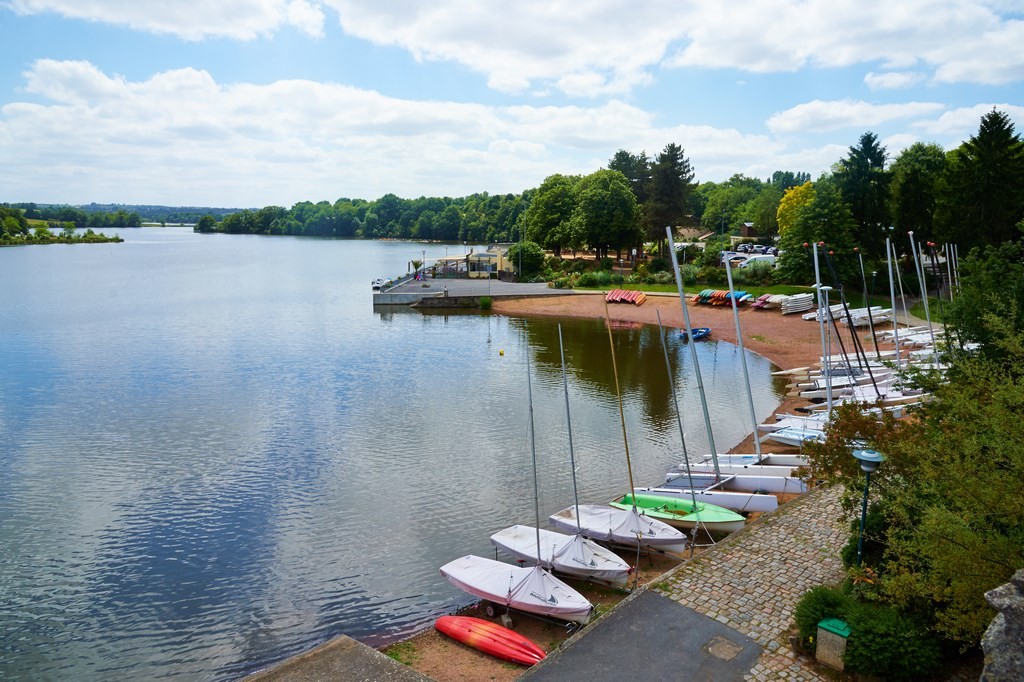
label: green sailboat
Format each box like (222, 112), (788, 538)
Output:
(609, 492), (746, 534)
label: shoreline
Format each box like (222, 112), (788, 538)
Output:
(375, 292), (829, 681)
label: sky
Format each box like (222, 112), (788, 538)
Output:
(1, 1), (1022, 209)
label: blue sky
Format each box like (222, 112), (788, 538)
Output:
(1, 1), (1022, 208)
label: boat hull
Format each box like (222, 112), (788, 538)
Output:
(435, 615), (546, 666)
(440, 556), (593, 625)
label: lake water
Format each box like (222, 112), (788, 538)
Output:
(0, 228), (784, 680)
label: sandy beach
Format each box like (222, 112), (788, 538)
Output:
(494, 291), (826, 371)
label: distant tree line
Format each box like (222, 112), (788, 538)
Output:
(9, 202), (242, 226)
(9, 203), (143, 228)
(1, 206), (121, 245)
(9, 109), (1021, 272)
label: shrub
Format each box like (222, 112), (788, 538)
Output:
(598, 257), (614, 271)
(844, 601), (943, 680)
(544, 255), (564, 271)
(794, 586), (850, 648)
(678, 264), (699, 284)
(633, 262), (650, 280)
(478, 296), (492, 310)
(569, 259), (590, 274)
(648, 271), (674, 285)
(648, 256), (670, 273)
(697, 266), (725, 285)
(576, 272), (599, 287)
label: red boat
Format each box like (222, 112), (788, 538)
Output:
(434, 615), (546, 666)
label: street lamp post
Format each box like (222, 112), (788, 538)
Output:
(422, 249), (426, 280)
(852, 448), (886, 567)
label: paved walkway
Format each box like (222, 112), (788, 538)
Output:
(524, 485), (849, 681)
(654, 485), (848, 680)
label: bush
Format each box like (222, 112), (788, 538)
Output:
(697, 266), (725, 284)
(598, 257), (614, 271)
(648, 256), (670, 273)
(794, 586), (850, 648)
(648, 271), (674, 285)
(544, 255), (565, 271)
(478, 296), (492, 310)
(633, 262), (650, 280)
(844, 601), (943, 680)
(576, 272), (599, 287)
(569, 259), (590, 274)
(678, 264), (699, 285)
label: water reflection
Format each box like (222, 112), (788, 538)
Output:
(0, 231), (784, 681)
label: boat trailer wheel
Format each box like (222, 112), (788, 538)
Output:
(484, 602), (497, 618)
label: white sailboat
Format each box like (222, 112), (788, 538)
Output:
(549, 311), (689, 555)
(440, 327), (594, 624)
(491, 324), (633, 586)
(439, 556), (593, 625)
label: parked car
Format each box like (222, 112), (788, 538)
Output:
(736, 243), (752, 253)
(738, 254), (777, 268)
(751, 244), (767, 254)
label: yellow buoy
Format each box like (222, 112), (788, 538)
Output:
(499, 349), (504, 356)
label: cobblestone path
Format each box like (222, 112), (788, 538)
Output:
(654, 485), (849, 681)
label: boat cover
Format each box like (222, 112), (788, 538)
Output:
(439, 555), (593, 624)
(548, 504), (688, 553)
(608, 493), (745, 534)
(490, 525), (631, 586)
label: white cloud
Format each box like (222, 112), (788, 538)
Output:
(864, 71), (926, 90)
(767, 99), (946, 134)
(5, 1), (1022, 93)
(0, 60), (817, 205)
(912, 103), (1024, 138)
(5, 0), (324, 39)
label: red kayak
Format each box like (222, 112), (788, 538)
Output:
(434, 615), (546, 665)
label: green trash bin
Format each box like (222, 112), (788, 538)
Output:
(816, 618), (850, 670)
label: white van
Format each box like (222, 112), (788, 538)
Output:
(738, 254), (777, 268)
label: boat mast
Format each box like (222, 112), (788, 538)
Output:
(886, 237), (902, 371)
(811, 242), (833, 417)
(907, 231), (940, 366)
(557, 324), (583, 535)
(666, 227), (721, 479)
(523, 324), (543, 562)
(723, 259), (763, 462)
(604, 303), (637, 505)
(655, 310), (702, 542)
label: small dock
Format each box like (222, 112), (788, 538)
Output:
(372, 276), (578, 307)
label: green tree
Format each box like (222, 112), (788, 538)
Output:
(834, 132), (891, 258)
(889, 142), (946, 243)
(804, 240), (1024, 647)
(776, 179), (858, 284)
(195, 214), (217, 233)
(607, 149), (651, 205)
(644, 143), (696, 253)
(505, 240), (545, 280)
(434, 205), (462, 241)
(939, 109), (1024, 251)
(522, 174), (579, 257)
(570, 169), (641, 259)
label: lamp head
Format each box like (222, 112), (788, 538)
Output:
(853, 448), (886, 473)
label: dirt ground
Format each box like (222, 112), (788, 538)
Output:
(383, 292), (829, 681)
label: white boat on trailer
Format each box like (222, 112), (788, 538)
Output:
(549, 504), (689, 554)
(489, 525), (632, 586)
(638, 473), (782, 509)
(439, 555), (593, 625)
